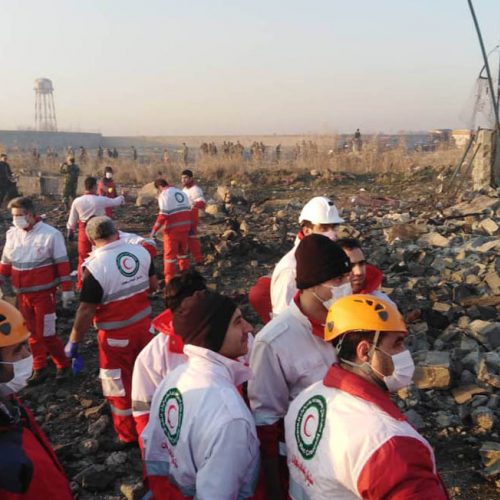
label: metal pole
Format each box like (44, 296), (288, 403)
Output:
(467, 0), (500, 129)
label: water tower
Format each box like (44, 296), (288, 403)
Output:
(34, 78), (57, 131)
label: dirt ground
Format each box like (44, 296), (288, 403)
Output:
(0, 169), (498, 499)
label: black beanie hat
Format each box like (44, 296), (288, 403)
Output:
(295, 234), (351, 290)
(172, 290), (237, 352)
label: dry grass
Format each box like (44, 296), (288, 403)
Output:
(6, 139), (463, 187)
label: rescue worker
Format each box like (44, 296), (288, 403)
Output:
(182, 142), (188, 165)
(150, 178), (192, 285)
(285, 294), (448, 499)
(249, 234), (351, 498)
(131, 269), (206, 444)
(60, 156), (80, 208)
(67, 176), (125, 289)
(0, 197), (73, 384)
(142, 290), (260, 499)
(337, 237), (396, 305)
(181, 169), (206, 264)
(0, 300), (73, 499)
(65, 216), (158, 444)
(248, 196), (343, 324)
(97, 165), (118, 217)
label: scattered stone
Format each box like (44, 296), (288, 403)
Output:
(451, 385), (489, 405)
(105, 451), (129, 466)
(205, 203), (222, 216)
(480, 442), (500, 467)
(471, 406), (495, 432)
(404, 409), (426, 430)
(120, 482), (148, 500)
(479, 218), (499, 236)
(418, 232), (449, 248)
(84, 402), (106, 418)
(413, 351), (451, 390)
(87, 414), (110, 437)
(135, 182), (157, 207)
(80, 438), (100, 455)
(74, 464), (115, 491)
(222, 229), (238, 241)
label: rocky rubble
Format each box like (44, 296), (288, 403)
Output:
(1, 169), (499, 498)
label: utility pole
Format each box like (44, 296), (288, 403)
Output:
(467, 0), (500, 186)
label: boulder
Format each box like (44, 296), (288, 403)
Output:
(135, 182), (157, 207)
(451, 385), (489, 405)
(413, 351), (451, 390)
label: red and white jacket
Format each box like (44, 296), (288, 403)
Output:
(131, 309), (187, 437)
(182, 182), (206, 210)
(83, 239), (151, 331)
(142, 345), (260, 499)
(151, 186), (192, 235)
(248, 293), (336, 458)
(0, 221), (72, 295)
(285, 365), (448, 500)
(67, 193), (125, 229)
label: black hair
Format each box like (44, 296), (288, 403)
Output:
(333, 330), (386, 362)
(84, 176), (97, 190)
(154, 178), (168, 189)
(165, 269), (207, 312)
(8, 197), (36, 215)
(181, 169), (193, 178)
(336, 238), (362, 251)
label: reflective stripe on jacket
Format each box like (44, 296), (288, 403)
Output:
(84, 240), (151, 331)
(152, 187), (192, 234)
(0, 221), (72, 294)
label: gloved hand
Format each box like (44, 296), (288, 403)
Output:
(62, 290), (75, 309)
(64, 340), (79, 358)
(64, 340), (84, 375)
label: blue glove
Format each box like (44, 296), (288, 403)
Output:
(64, 340), (79, 358)
(71, 354), (85, 375)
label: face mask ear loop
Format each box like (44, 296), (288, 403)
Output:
(368, 330), (381, 360)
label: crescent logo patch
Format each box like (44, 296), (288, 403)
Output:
(295, 395), (327, 460)
(159, 388), (184, 446)
(174, 192), (185, 204)
(116, 252), (140, 278)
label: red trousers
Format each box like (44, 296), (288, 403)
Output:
(248, 276), (272, 324)
(77, 221), (92, 289)
(98, 318), (152, 443)
(18, 292), (70, 371)
(188, 208), (203, 264)
(164, 231), (190, 285)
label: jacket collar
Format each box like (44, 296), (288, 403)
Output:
(324, 364), (406, 421)
(183, 344), (252, 387)
(152, 309), (185, 353)
(360, 264), (383, 294)
(291, 292), (325, 339)
(94, 238), (125, 254)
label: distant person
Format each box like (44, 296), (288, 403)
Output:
(162, 149), (171, 166)
(97, 145), (104, 161)
(60, 156), (80, 209)
(181, 169), (206, 264)
(0, 197), (73, 385)
(182, 142), (189, 165)
(67, 176), (125, 289)
(97, 166), (118, 217)
(112, 147), (119, 159)
(0, 153), (18, 207)
(0, 300), (73, 499)
(275, 144), (281, 162)
(353, 128), (363, 152)
(131, 145), (138, 161)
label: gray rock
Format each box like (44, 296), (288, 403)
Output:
(413, 351), (451, 390)
(80, 438), (99, 455)
(87, 414), (110, 437)
(74, 464), (115, 491)
(105, 451), (129, 466)
(471, 406), (496, 431)
(404, 409), (426, 430)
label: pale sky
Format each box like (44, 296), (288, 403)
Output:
(0, 0), (499, 136)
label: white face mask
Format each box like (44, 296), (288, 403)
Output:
(105, 172), (113, 179)
(320, 282), (352, 310)
(320, 229), (337, 241)
(372, 348), (415, 392)
(12, 216), (30, 229)
(0, 355), (33, 396)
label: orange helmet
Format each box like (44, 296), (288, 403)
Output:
(324, 294), (407, 342)
(0, 300), (30, 348)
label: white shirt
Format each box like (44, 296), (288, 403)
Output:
(182, 183), (205, 208)
(270, 240), (300, 316)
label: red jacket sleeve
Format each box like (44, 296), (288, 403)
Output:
(357, 436), (449, 500)
(152, 214), (167, 234)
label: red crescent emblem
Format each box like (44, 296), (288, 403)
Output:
(167, 404), (177, 428)
(303, 414), (315, 437)
(122, 257), (133, 271)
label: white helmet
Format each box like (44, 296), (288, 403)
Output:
(299, 196), (344, 224)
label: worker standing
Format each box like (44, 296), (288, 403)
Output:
(60, 156), (80, 209)
(0, 197), (73, 384)
(0, 153), (18, 207)
(285, 294), (448, 499)
(0, 300), (72, 499)
(181, 169), (206, 264)
(65, 216), (157, 444)
(67, 176), (125, 289)
(142, 290), (259, 499)
(249, 234), (351, 498)
(150, 178), (192, 285)
(97, 166), (118, 217)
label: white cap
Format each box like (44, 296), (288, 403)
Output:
(299, 196), (344, 224)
